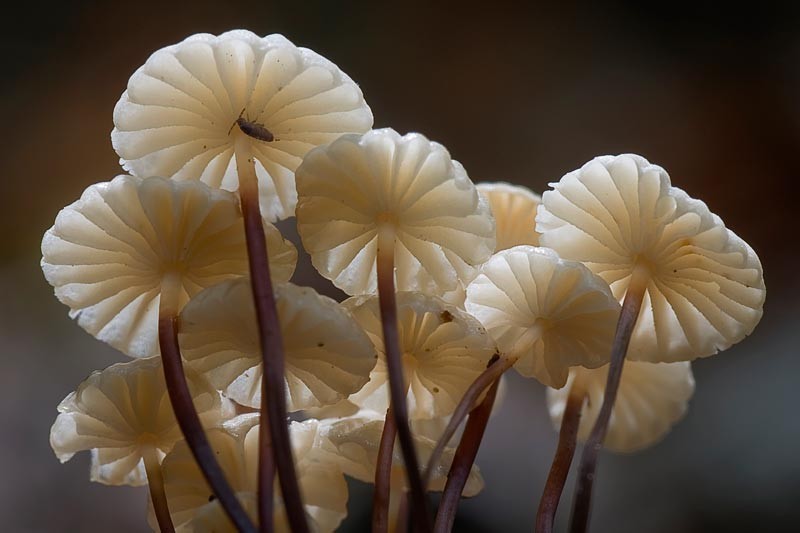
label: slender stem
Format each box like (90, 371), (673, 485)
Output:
(434, 378), (500, 533)
(376, 223), (432, 533)
(142, 443), (175, 533)
(536, 387), (585, 533)
(259, 410), (275, 533)
(372, 408), (397, 533)
(423, 355), (515, 490)
(569, 266), (649, 533)
(158, 273), (255, 533)
(234, 134), (308, 533)
(373, 408), (397, 533)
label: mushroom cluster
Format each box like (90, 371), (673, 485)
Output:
(42, 30), (765, 533)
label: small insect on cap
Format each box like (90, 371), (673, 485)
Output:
(112, 30), (374, 221)
(235, 115), (274, 143)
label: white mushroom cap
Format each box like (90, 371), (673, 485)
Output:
(433, 179), (540, 308)
(180, 279), (376, 411)
(112, 30), (373, 221)
(50, 356), (230, 486)
(546, 361), (695, 453)
(477, 182), (542, 251)
(159, 417), (347, 532)
(320, 412), (484, 497)
(41, 175), (296, 358)
(342, 291), (498, 419)
(536, 154), (766, 362)
(465, 246), (620, 388)
(295, 128), (496, 295)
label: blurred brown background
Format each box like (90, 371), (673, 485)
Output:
(1, 2), (798, 531)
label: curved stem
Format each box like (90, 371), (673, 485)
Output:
(569, 267), (649, 533)
(234, 134), (308, 533)
(142, 443), (174, 533)
(158, 273), (255, 533)
(376, 223), (432, 533)
(423, 355), (515, 490)
(373, 408), (397, 533)
(536, 387), (585, 533)
(434, 378), (500, 533)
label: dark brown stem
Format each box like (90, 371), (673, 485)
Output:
(258, 409), (275, 533)
(376, 224), (432, 533)
(536, 389), (585, 533)
(372, 408), (397, 533)
(143, 444), (175, 533)
(433, 378), (500, 533)
(237, 168), (307, 533)
(159, 316), (256, 533)
(423, 355), (513, 490)
(569, 272), (648, 533)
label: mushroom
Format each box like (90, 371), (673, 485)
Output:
(322, 413), (484, 496)
(41, 175), (292, 531)
(465, 245), (620, 389)
(159, 415), (347, 532)
(432, 181), (543, 310)
(342, 291), (497, 420)
(41, 175), (296, 358)
(477, 182), (542, 251)
(50, 356), (231, 531)
(296, 128), (495, 296)
(535, 154), (765, 531)
(112, 30), (372, 222)
(547, 360), (695, 453)
(423, 244), (620, 521)
(179, 278), (377, 412)
(112, 33), (371, 525)
(295, 128), (495, 529)
(319, 411), (483, 531)
(536, 360), (694, 533)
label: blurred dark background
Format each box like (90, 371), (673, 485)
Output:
(2, 2), (798, 531)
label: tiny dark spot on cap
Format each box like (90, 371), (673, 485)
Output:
(440, 310), (453, 323)
(317, 342), (325, 348)
(673, 269), (677, 273)
(433, 387), (440, 393)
